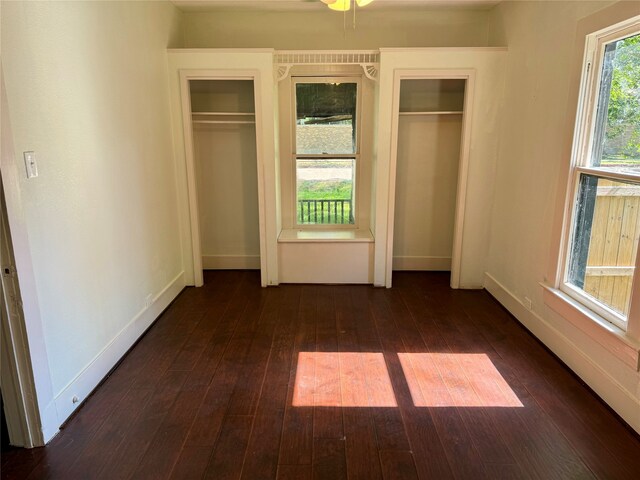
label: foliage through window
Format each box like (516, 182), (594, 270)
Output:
(601, 35), (640, 166)
(294, 79), (359, 226)
(564, 22), (640, 329)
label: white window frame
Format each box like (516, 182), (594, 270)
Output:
(291, 75), (362, 230)
(560, 16), (640, 331)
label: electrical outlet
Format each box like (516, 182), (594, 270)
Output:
(145, 293), (153, 308)
(524, 296), (532, 310)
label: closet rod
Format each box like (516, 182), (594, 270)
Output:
(192, 112), (255, 116)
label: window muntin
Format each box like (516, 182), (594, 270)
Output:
(563, 22), (640, 329)
(293, 78), (360, 227)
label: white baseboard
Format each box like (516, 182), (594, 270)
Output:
(40, 400), (59, 444)
(484, 272), (640, 434)
(202, 255), (260, 270)
(53, 271), (185, 424)
(392, 256), (451, 271)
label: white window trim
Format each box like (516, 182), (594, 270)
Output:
(291, 75), (363, 230)
(549, 15), (640, 354)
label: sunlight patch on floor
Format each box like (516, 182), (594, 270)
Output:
(292, 352), (397, 407)
(398, 353), (523, 407)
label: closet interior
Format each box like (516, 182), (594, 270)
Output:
(189, 79), (261, 273)
(392, 78), (466, 272)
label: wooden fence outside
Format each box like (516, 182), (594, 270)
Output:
(584, 180), (640, 316)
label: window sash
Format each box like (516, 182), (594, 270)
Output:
(575, 21), (640, 171)
(562, 171), (638, 330)
(292, 76), (361, 156)
(294, 154), (359, 228)
(576, 166), (640, 183)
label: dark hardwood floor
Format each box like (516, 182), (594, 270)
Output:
(2, 271), (639, 479)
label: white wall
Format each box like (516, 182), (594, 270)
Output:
(486, 0), (640, 432)
(181, 8), (492, 49)
(1, 0), (184, 439)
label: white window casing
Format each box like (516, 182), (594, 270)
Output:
(558, 16), (640, 333)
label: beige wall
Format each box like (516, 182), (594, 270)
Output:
(194, 124), (261, 264)
(182, 8), (493, 49)
(1, 0), (184, 433)
(487, 0), (613, 294)
(393, 115), (462, 270)
(486, 0), (640, 431)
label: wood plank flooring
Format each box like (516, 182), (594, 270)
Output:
(2, 270), (640, 479)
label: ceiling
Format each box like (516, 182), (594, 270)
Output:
(171, 0), (502, 13)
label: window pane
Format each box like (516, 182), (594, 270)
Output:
(590, 33), (640, 174)
(296, 158), (355, 225)
(296, 82), (357, 154)
(568, 174), (640, 318)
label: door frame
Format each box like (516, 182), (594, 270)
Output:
(385, 69), (475, 288)
(179, 69), (269, 287)
(1, 187), (43, 447)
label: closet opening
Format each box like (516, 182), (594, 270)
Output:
(388, 74), (472, 288)
(183, 77), (263, 287)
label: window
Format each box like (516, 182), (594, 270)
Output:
(563, 18), (640, 330)
(293, 78), (360, 226)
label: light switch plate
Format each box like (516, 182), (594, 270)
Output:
(23, 151), (38, 178)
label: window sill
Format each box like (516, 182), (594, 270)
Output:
(542, 284), (640, 371)
(278, 229), (374, 243)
